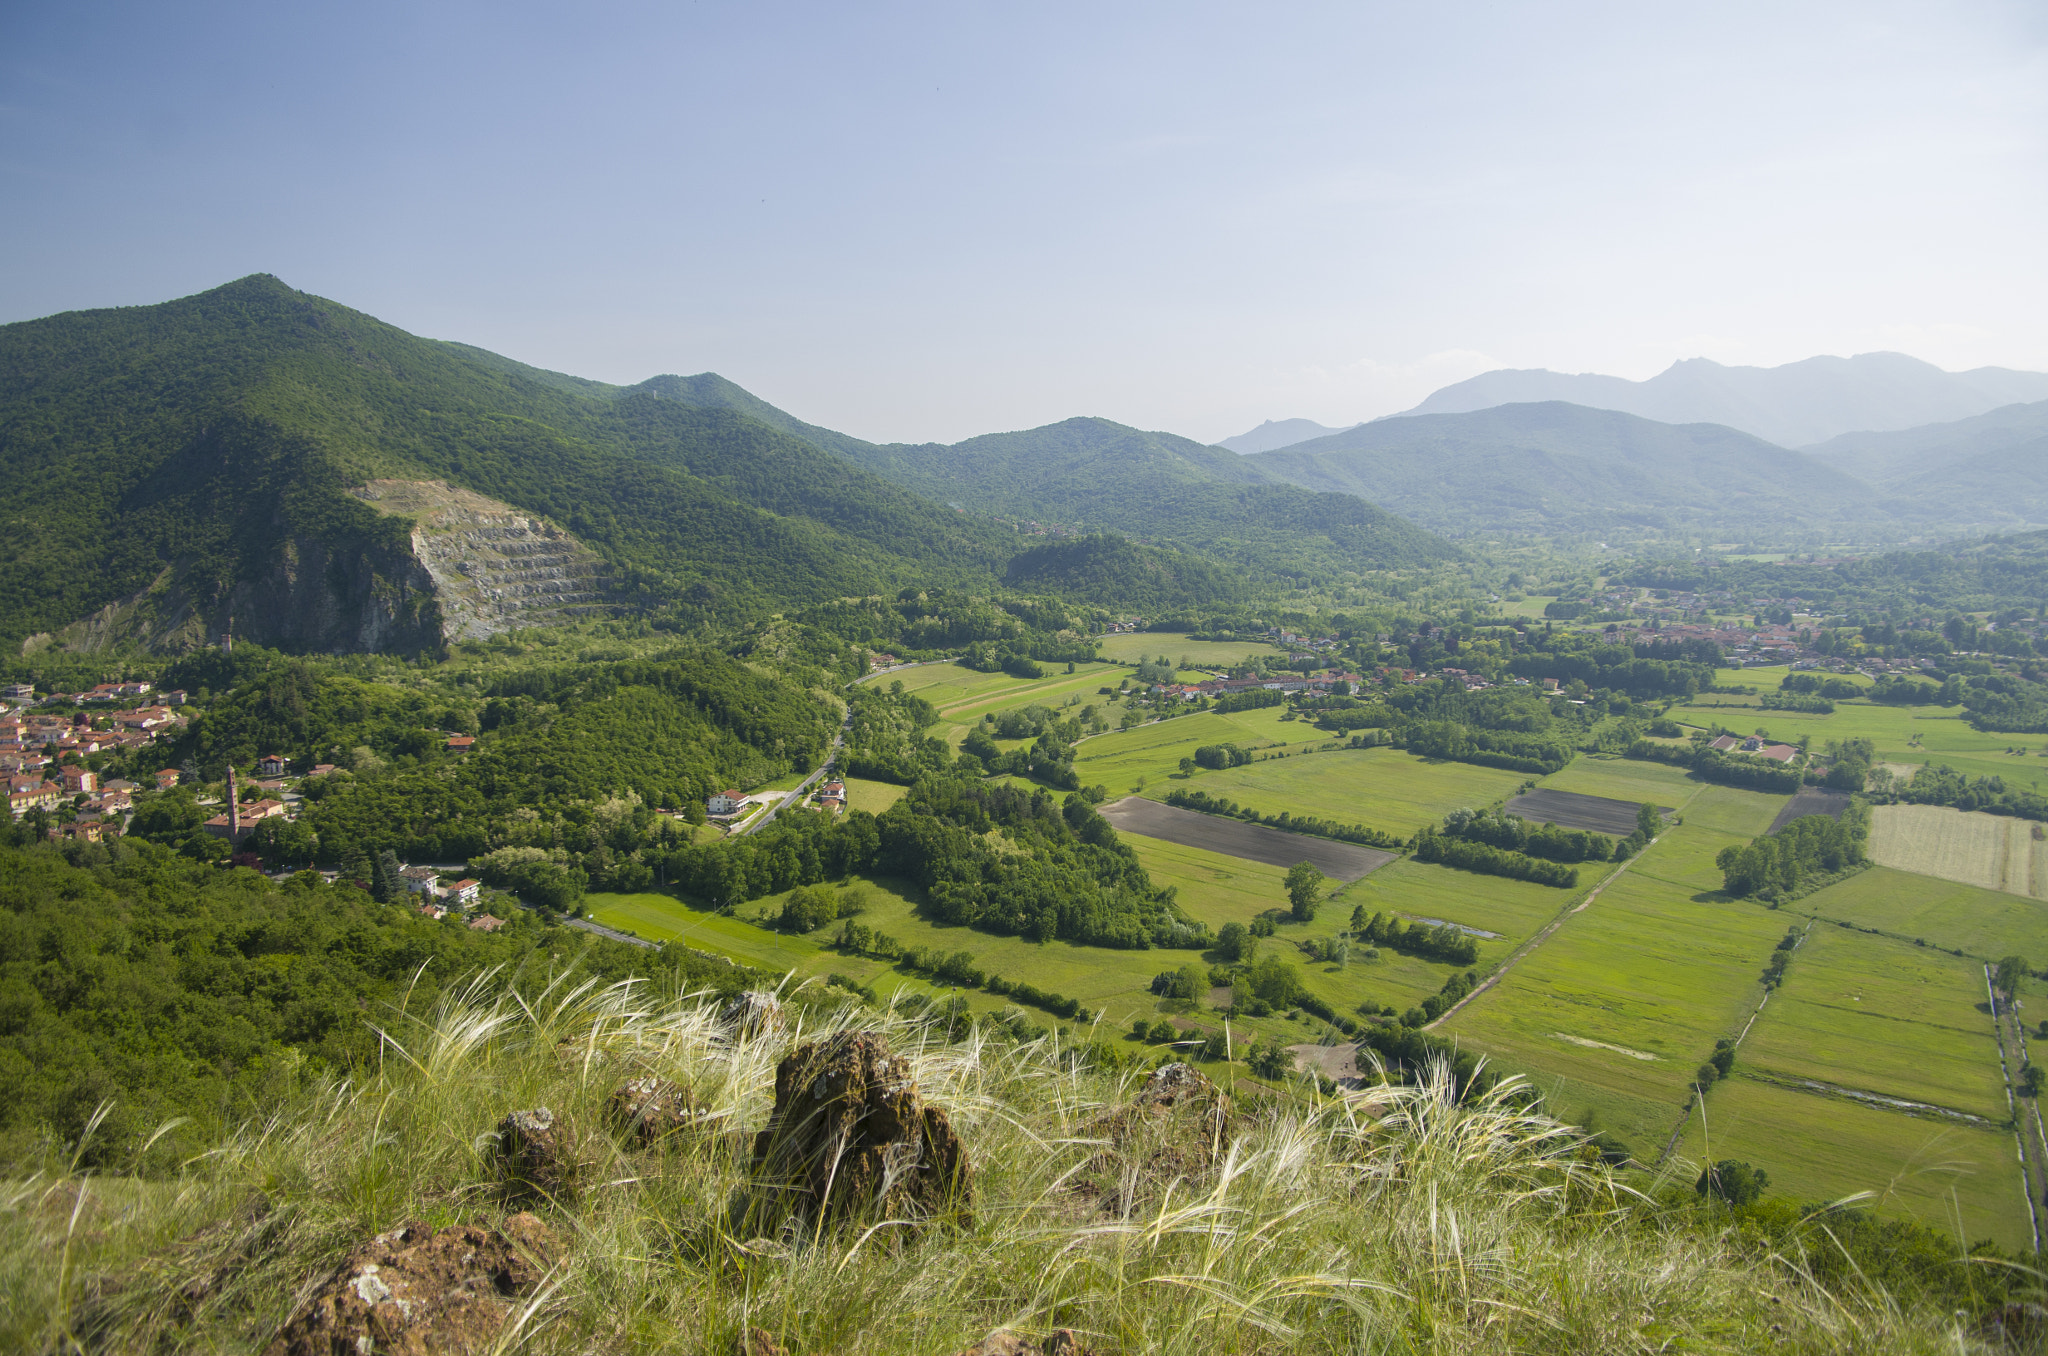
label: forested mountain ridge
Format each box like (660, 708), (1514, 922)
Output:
(636, 394), (1460, 582)
(1246, 401), (1881, 539)
(0, 276), (1021, 654)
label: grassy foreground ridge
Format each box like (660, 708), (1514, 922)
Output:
(5, 974), (2028, 1355)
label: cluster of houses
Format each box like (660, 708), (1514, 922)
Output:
(2, 684), (191, 834)
(1709, 733), (1799, 763)
(6, 764), (139, 840)
(1155, 672), (1366, 701)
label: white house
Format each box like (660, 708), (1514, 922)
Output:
(707, 789), (744, 815)
(400, 864), (440, 896)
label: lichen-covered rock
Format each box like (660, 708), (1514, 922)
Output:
(1135, 1061), (1221, 1112)
(490, 1107), (578, 1202)
(950, 1330), (1085, 1355)
(261, 1213), (553, 1356)
(749, 1031), (971, 1229)
(719, 990), (785, 1039)
(607, 1075), (697, 1146)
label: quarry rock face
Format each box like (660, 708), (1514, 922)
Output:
(353, 480), (615, 641)
(607, 1075), (698, 1146)
(749, 1032), (971, 1229)
(490, 1107), (578, 1203)
(261, 1213), (553, 1356)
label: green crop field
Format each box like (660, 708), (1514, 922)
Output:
(1124, 834), (1550, 1045)
(1072, 707), (1304, 794)
(1333, 856), (1588, 958)
(1737, 924), (2008, 1121)
(1094, 631), (1288, 666)
(1628, 783), (1793, 896)
(888, 660), (1120, 720)
(587, 882), (1169, 1030)
(1674, 1076), (2030, 1251)
(1537, 755), (1701, 807)
(1164, 746), (1528, 839)
(1796, 866), (2048, 960)
(1442, 853), (1791, 1151)
(1868, 804), (2048, 900)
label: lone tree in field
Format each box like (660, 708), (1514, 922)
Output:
(1995, 955), (2030, 998)
(1285, 862), (1325, 922)
(1695, 1159), (1769, 1207)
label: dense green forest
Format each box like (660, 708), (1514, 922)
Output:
(751, 413), (1459, 585)
(1003, 533), (1248, 609)
(0, 837), (763, 1165)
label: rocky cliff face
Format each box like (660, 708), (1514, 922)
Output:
(26, 480), (612, 658)
(351, 480), (614, 641)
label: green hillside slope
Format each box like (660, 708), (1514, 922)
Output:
(1248, 401), (1884, 539)
(647, 393), (1459, 580)
(0, 277), (1016, 653)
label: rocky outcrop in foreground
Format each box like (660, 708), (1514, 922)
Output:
(262, 1213), (553, 1356)
(749, 1031), (972, 1229)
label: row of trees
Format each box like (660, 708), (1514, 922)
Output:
(1411, 827), (1579, 888)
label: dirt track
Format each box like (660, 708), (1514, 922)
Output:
(1100, 797), (1396, 881)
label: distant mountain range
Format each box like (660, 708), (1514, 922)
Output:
(1389, 352), (2048, 449)
(1232, 352), (2048, 454)
(1244, 402), (1881, 539)
(1217, 418), (1358, 455)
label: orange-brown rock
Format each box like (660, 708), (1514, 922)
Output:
(261, 1213), (553, 1356)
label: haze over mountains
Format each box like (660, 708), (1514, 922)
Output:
(1216, 418), (1359, 455)
(1227, 353), (2048, 454)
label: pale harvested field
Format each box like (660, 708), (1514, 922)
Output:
(1867, 803), (2048, 900)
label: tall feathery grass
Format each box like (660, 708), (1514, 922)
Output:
(0, 972), (2017, 1353)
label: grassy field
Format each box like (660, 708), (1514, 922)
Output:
(1162, 746), (1528, 839)
(1674, 1076), (2030, 1251)
(1627, 783), (1794, 896)
(841, 776), (907, 816)
(1072, 707), (1305, 794)
(1868, 803), (2048, 900)
(586, 882), (1164, 1030)
(1669, 692), (2047, 790)
(1094, 631), (1288, 666)
(883, 661), (1125, 747)
(1796, 866), (2048, 960)
(1442, 852), (1792, 1152)
(1736, 923), (2008, 1121)
(1537, 754), (1702, 807)
(1126, 834), (1574, 1044)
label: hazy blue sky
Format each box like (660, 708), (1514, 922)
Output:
(4, 2), (2044, 443)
